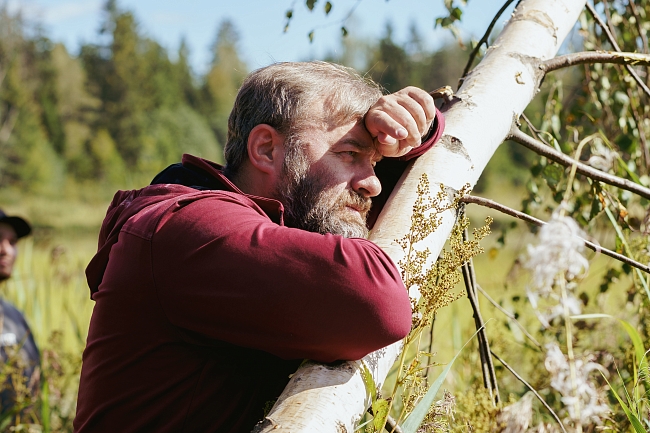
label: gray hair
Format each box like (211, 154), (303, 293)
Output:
(224, 61), (383, 176)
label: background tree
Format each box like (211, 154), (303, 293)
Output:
(201, 19), (247, 146)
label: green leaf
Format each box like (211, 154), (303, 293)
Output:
(450, 6), (463, 20)
(599, 370), (646, 433)
(401, 327), (481, 433)
(361, 361), (389, 432)
(308, 30), (315, 43)
(306, 0), (317, 11)
(360, 362), (377, 402)
(435, 16), (455, 28)
(372, 399), (389, 431)
(284, 9), (293, 33)
(341, 26), (348, 37)
(542, 164), (563, 189)
(324, 1), (332, 15)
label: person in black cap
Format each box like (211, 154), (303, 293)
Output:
(0, 209), (40, 414)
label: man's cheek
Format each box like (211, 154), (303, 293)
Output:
(0, 264), (12, 279)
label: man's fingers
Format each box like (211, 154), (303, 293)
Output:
(394, 95), (429, 137)
(376, 132), (397, 146)
(401, 87), (437, 128)
(369, 108), (419, 148)
(365, 86), (437, 158)
(374, 136), (412, 158)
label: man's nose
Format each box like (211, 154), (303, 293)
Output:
(352, 168), (382, 198)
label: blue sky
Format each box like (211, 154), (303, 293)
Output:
(9, 0), (514, 74)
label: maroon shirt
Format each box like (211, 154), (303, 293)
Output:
(74, 111), (444, 433)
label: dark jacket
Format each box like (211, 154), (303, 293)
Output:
(0, 300), (40, 412)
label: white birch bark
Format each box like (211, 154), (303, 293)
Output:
(254, 1), (587, 431)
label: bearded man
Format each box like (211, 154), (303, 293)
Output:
(74, 61), (444, 433)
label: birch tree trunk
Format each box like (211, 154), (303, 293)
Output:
(254, 0), (587, 431)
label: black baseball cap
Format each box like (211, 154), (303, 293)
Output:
(0, 209), (32, 239)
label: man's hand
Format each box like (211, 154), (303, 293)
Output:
(365, 86), (437, 158)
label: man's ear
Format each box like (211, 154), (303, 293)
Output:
(247, 124), (285, 176)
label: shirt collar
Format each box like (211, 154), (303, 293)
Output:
(180, 154), (285, 225)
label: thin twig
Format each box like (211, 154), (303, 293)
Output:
(520, 113), (546, 144)
(627, 0), (649, 89)
(476, 284), (542, 350)
(460, 210), (500, 404)
(585, 2), (650, 98)
(460, 194), (650, 274)
(425, 315), (436, 387)
(508, 126), (650, 201)
(490, 350), (568, 433)
(458, 0), (517, 89)
(541, 51), (650, 73)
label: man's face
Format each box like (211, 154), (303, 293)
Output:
(0, 222), (18, 282)
(275, 118), (382, 238)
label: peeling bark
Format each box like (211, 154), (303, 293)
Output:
(254, 1), (588, 431)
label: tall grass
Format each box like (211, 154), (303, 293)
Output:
(0, 221), (97, 432)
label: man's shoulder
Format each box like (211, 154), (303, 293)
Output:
(0, 299), (32, 341)
(122, 185), (282, 239)
(0, 300), (27, 324)
(122, 187), (261, 239)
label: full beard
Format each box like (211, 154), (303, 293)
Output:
(275, 138), (372, 238)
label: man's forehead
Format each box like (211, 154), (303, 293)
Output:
(339, 120), (383, 159)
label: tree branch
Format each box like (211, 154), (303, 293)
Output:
(585, 2), (650, 98)
(460, 217), (500, 404)
(627, 0), (649, 89)
(541, 51), (650, 73)
(458, 0), (517, 89)
(460, 194), (650, 274)
(490, 350), (568, 433)
(508, 126), (650, 201)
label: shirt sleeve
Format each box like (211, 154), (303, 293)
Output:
(367, 107), (445, 228)
(151, 192), (413, 363)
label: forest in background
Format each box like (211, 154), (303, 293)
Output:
(0, 0), (496, 205)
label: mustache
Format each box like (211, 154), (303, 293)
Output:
(338, 188), (372, 216)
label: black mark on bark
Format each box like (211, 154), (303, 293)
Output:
(440, 136), (472, 163)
